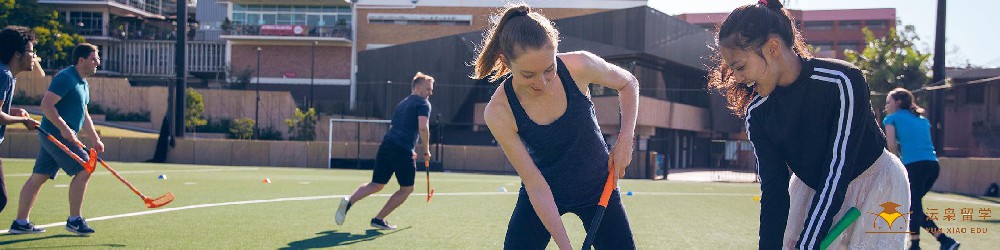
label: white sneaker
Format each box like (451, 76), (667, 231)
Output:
(335, 197), (349, 225)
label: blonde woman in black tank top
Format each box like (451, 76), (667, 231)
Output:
(472, 5), (640, 250)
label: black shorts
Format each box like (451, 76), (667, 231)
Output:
(504, 189), (635, 249)
(371, 142), (416, 187)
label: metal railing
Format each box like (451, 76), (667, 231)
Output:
(102, 40), (226, 77)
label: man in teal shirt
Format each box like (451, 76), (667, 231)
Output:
(9, 43), (104, 235)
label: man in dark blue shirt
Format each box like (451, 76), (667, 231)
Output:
(336, 72), (433, 230)
(0, 26), (42, 217)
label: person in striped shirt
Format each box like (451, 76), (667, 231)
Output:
(708, 0), (912, 249)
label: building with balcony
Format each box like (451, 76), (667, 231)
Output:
(216, 0), (646, 110)
(677, 8), (896, 59)
(353, 6), (749, 174)
(41, 0), (227, 78)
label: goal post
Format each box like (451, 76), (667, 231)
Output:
(328, 118), (391, 169)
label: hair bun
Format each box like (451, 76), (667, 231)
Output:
(764, 0), (784, 9)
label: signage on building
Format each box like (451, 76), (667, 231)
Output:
(260, 25), (307, 36)
(368, 13), (473, 22)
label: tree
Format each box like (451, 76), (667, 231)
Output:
(845, 25), (932, 111)
(286, 108), (317, 141)
(229, 118), (255, 140)
(0, 0), (86, 69)
(185, 88), (208, 132)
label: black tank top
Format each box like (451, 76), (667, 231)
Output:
(504, 57), (610, 209)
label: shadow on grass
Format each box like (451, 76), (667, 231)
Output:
(280, 226), (412, 249)
(0, 234), (126, 249)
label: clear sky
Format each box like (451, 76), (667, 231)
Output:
(648, 0), (997, 68)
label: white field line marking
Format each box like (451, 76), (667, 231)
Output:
(2, 192), (994, 234)
(5, 168), (261, 177)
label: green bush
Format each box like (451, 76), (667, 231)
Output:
(195, 119), (232, 133)
(286, 108), (317, 141)
(227, 118), (283, 140)
(228, 118), (255, 140)
(257, 127), (283, 141)
(87, 103), (106, 114)
(105, 109), (151, 122)
(12, 90), (42, 106)
(185, 88), (208, 131)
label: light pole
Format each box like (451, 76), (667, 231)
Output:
(347, 0), (358, 111)
(311, 41), (317, 109)
(255, 46), (261, 139)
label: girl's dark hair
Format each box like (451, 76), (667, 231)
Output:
(0, 26), (37, 65)
(888, 88), (925, 116)
(471, 4), (559, 82)
(707, 0), (812, 118)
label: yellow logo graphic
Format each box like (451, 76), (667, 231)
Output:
(866, 201), (912, 234)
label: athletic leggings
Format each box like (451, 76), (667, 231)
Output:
(0, 158), (7, 214)
(504, 189), (635, 249)
(906, 160), (942, 236)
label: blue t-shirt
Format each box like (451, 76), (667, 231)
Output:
(382, 95), (431, 150)
(0, 62), (15, 144)
(40, 66), (90, 134)
(883, 110), (937, 164)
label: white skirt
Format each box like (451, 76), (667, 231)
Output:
(783, 149), (911, 250)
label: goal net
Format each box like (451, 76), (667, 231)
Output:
(327, 118), (392, 169)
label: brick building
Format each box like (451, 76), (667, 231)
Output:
(218, 0), (647, 109)
(676, 8), (896, 59)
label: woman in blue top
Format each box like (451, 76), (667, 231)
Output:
(474, 4), (639, 249)
(883, 88), (959, 249)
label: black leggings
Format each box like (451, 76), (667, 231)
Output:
(906, 160), (941, 236)
(504, 189), (635, 249)
(0, 159), (7, 214)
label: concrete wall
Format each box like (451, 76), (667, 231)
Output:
(1, 130), (517, 172)
(14, 74), (299, 138)
(932, 158), (1000, 196)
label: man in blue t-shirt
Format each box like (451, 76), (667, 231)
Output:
(0, 26), (42, 217)
(336, 72), (434, 230)
(9, 43), (103, 236)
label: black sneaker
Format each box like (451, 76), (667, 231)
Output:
(938, 234), (960, 250)
(65, 217), (95, 235)
(8, 221), (46, 234)
(370, 218), (397, 230)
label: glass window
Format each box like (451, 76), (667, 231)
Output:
(806, 21), (834, 30)
(865, 20), (887, 29)
(293, 14), (306, 25)
(277, 14), (292, 25)
(263, 14), (276, 25)
(839, 21), (861, 30)
(839, 42), (861, 52)
(812, 42), (833, 52)
(247, 14), (261, 25)
(323, 15), (337, 26)
(307, 15), (322, 26)
(233, 13), (246, 24)
(233, 4), (246, 11)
